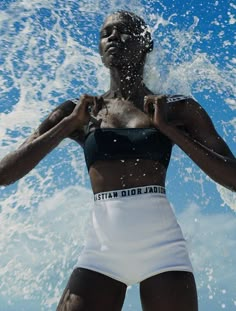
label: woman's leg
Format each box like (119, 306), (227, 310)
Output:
(57, 268), (127, 311)
(140, 271), (198, 311)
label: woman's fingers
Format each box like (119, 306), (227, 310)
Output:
(144, 95), (167, 113)
(144, 95), (159, 116)
(144, 95), (154, 114)
(144, 95), (168, 129)
(92, 96), (104, 116)
(79, 94), (95, 112)
(73, 94), (105, 128)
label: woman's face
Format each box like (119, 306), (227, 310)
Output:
(99, 13), (149, 69)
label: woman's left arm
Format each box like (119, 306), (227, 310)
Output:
(144, 96), (236, 191)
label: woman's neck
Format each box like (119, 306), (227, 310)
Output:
(108, 66), (145, 100)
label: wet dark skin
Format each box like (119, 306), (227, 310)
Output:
(0, 12), (235, 311)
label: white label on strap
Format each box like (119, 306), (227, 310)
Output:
(166, 95), (191, 103)
(70, 98), (80, 105)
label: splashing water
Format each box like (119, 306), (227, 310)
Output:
(0, 0), (235, 310)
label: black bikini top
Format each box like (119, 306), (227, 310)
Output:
(83, 127), (172, 169)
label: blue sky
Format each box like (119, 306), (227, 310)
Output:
(0, 0), (235, 310)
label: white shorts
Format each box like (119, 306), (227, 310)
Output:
(77, 185), (193, 285)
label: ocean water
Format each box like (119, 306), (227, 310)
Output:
(0, 0), (235, 310)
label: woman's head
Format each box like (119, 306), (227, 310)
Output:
(99, 11), (153, 69)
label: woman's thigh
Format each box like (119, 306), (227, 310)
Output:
(57, 268), (127, 311)
(140, 271), (198, 311)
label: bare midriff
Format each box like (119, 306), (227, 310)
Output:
(89, 158), (167, 194)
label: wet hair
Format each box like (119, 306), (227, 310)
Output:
(109, 10), (153, 52)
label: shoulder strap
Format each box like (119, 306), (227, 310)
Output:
(166, 95), (192, 103)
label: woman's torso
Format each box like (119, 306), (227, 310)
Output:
(82, 96), (173, 194)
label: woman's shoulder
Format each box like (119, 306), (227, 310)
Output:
(145, 90), (194, 104)
(163, 94), (204, 125)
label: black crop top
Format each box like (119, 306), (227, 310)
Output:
(83, 128), (172, 169)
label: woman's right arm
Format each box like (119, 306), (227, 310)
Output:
(0, 95), (95, 186)
(0, 114), (75, 186)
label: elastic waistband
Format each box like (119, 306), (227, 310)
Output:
(94, 185), (166, 201)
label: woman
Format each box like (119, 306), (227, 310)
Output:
(0, 10), (235, 311)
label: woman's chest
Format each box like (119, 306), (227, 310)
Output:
(96, 98), (152, 128)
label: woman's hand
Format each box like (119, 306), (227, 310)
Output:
(144, 95), (169, 130)
(68, 94), (103, 131)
